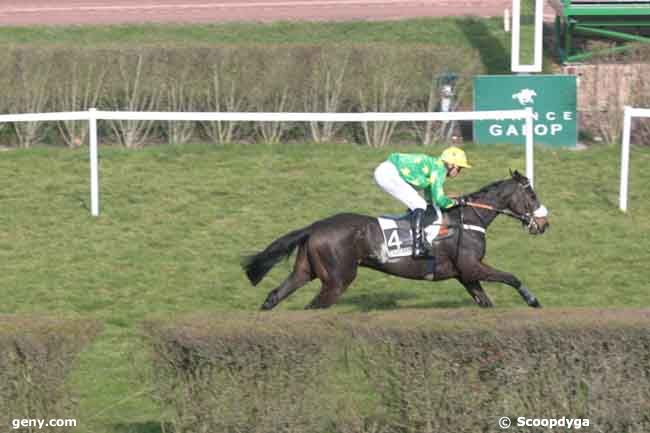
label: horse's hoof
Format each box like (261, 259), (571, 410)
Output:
(529, 298), (542, 308)
(260, 300), (275, 311)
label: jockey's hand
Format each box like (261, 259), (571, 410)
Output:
(455, 196), (468, 207)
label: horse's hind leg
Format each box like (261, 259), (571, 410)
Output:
(305, 240), (358, 309)
(460, 280), (494, 308)
(305, 272), (354, 309)
(261, 246), (314, 310)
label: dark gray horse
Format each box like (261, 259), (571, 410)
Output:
(243, 170), (549, 310)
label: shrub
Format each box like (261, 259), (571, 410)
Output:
(0, 44), (483, 147)
(144, 309), (650, 433)
(0, 315), (102, 433)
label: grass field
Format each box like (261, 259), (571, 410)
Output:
(0, 7), (604, 432)
(2, 142), (650, 432)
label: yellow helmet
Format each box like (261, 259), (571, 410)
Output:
(440, 146), (471, 168)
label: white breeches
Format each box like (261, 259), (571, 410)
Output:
(374, 161), (428, 211)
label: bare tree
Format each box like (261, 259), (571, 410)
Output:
(0, 58), (12, 139)
(358, 79), (409, 148)
(55, 57), (107, 148)
(107, 53), (160, 148)
(411, 76), (440, 147)
(253, 49), (296, 144)
(303, 49), (349, 143)
(164, 66), (197, 145)
(256, 86), (292, 144)
(201, 53), (247, 145)
(11, 51), (52, 148)
(354, 48), (412, 148)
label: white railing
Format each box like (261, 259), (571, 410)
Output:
(0, 107), (536, 216)
(619, 106), (650, 212)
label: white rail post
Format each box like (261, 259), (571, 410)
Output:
(89, 108), (100, 216)
(525, 107), (535, 187)
(511, 0), (544, 73)
(619, 106), (632, 212)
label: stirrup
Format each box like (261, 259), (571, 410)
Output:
(412, 246), (427, 259)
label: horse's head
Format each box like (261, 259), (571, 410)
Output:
(506, 170), (549, 235)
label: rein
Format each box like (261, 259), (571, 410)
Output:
(464, 202), (530, 223)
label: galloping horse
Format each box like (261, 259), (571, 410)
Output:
(243, 170), (549, 310)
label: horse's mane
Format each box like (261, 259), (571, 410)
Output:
(466, 178), (514, 200)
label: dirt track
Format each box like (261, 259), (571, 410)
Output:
(0, 0), (514, 25)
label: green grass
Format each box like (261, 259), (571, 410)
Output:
(0, 19), (505, 45)
(1, 142), (650, 432)
(0, 12), (571, 433)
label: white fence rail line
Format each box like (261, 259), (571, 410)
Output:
(620, 106), (650, 212)
(0, 110), (534, 123)
(0, 107), (536, 216)
(0, 111), (90, 122)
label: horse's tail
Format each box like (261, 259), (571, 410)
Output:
(242, 226), (312, 286)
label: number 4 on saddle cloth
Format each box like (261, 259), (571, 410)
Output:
(377, 207), (453, 259)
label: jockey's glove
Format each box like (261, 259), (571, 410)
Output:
(455, 196), (468, 207)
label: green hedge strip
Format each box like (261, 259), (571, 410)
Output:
(0, 316), (102, 433)
(0, 44), (482, 148)
(143, 309), (650, 433)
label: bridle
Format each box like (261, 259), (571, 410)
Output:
(451, 180), (547, 265)
(462, 182), (548, 232)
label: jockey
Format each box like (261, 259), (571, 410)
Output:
(374, 146), (471, 259)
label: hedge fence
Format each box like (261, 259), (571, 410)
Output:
(143, 309), (650, 433)
(0, 316), (102, 433)
(0, 44), (482, 148)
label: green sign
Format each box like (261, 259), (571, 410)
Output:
(473, 75), (577, 147)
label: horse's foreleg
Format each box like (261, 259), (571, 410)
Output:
(470, 262), (541, 308)
(261, 246), (314, 310)
(460, 280), (494, 308)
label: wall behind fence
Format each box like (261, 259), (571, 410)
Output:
(564, 56), (650, 145)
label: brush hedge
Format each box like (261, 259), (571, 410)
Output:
(0, 44), (482, 148)
(143, 309), (650, 433)
(0, 316), (102, 432)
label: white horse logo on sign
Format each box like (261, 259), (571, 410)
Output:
(512, 88), (537, 106)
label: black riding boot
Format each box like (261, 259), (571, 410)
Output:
(411, 208), (427, 259)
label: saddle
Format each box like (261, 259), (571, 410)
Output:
(377, 207), (456, 259)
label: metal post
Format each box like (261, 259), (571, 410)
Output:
(525, 107), (535, 187)
(511, 0), (544, 73)
(532, 0), (544, 70)
(511, 0), (521, 72)
(89, 108), (99, 216)
(619, 106), (632, 212)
